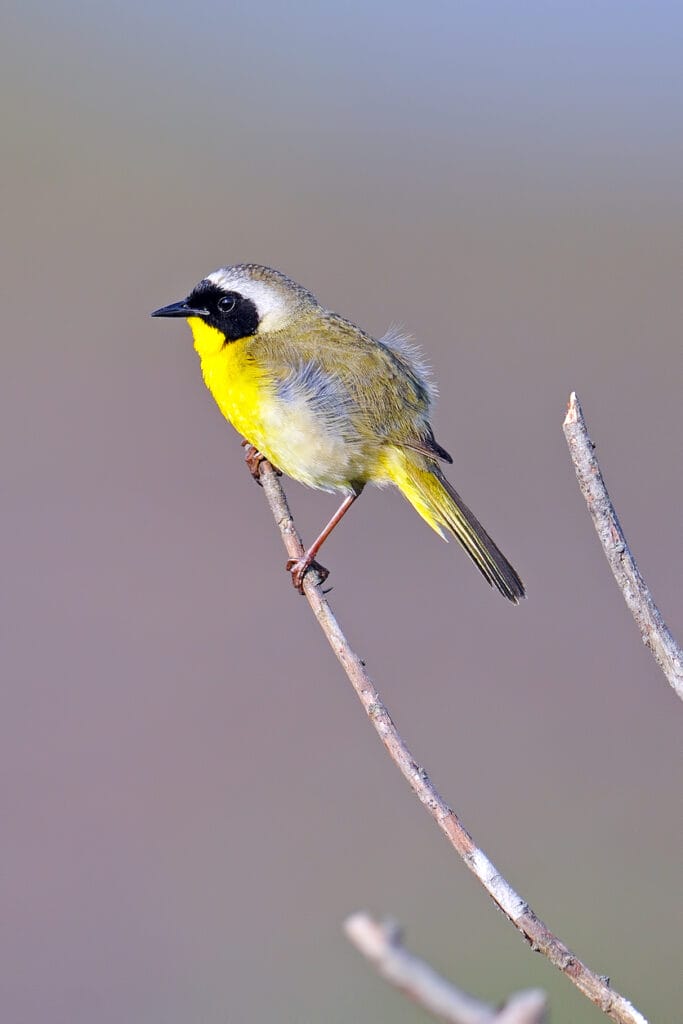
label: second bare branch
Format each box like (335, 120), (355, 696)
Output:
(345, 912), (548, 1024)
(563, 391), (683, 701)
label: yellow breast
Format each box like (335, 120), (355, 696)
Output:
(188, 317), (269, 447)
(187, 317), (378, 491)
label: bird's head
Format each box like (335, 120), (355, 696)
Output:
(151, 264), (317, 355)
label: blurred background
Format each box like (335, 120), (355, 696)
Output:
(2, 2), (681, 1021)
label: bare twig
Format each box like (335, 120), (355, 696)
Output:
(256, 459), (649, 1024)
(344, 912), (548, 1024)
(563, 392), (683, 701)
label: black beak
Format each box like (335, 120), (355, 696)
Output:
(150, 299), (209, 319)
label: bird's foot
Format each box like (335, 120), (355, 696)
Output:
(241, 440), (281, 483)
(285, 555), (330, 594)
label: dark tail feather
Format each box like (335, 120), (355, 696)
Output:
(396, 455), (525, 603)
(435, 469), (525, 603)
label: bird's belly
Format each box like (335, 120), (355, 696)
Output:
(257, 396), (369, 491)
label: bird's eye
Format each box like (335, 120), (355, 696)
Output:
(217, 294), (237, 314)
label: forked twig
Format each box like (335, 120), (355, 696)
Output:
(563, 392), (683, 701)
(256, 458), (648, 1024)
(345, 912), (548, 1024)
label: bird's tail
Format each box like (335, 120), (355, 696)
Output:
(387, 450), (525, 603)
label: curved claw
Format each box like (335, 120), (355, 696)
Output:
(285, 556), (330, 594)
(241, 441), (281, 483)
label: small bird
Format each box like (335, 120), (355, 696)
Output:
(152, 264), (524, 601)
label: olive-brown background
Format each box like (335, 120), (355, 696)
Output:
(2, 3), (681, 1022)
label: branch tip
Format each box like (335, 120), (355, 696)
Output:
(563, 390), (580, 427)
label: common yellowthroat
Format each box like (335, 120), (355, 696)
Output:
(152, 264), (524, 601)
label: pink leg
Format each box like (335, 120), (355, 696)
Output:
(286, 492), (360, 593)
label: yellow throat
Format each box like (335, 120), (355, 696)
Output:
(186, 316), (269, 448)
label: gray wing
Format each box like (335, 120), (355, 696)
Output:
(254, 316), (450, 457)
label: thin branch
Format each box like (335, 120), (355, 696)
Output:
(256, 459), (649, 1024)
(344, 912), (548, 1024)
(563, 392), (683, 701)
